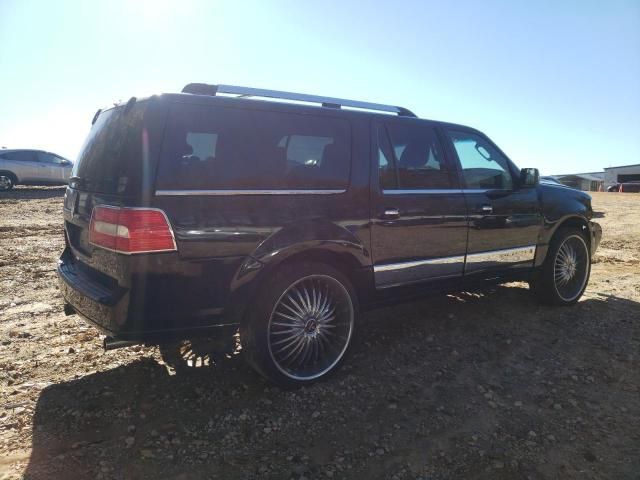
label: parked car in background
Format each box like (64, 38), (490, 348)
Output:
(540, 176), (564, 186)
(0, 149), (73, 191)
(57, 84), (602, 387)
(607, 182), (640, 193)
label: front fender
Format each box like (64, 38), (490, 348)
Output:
(534, 184), (595, 266)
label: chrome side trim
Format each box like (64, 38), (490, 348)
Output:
(374, 255), (465, 288)
(382, 189), (465, 195)
(374, 255), (465, 272)
(381, 189), (492, 195)
(155, 189), (346, 196)
(465, 245), (536, 273)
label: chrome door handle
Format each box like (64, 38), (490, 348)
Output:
(381, 208), (400, 219)
(478, 204), (493, 214)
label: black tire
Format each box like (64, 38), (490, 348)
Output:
(241, 261), (358, 388)
(0, 173), (15, 191)
(530, 227), (591, 306)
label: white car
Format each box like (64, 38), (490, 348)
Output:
(0, 149), (73, 191)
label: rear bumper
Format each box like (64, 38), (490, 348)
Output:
(57, 247), (238, 342)
(57, 248), (127, 335)
(590, 221), (602, 256)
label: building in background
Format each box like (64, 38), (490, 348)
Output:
(552, 172), (604, 191)
(604, 164), (640, 189)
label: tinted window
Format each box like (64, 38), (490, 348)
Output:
(38, 152), (67, 164)
(377, 126), (397, 189)
(73, 102), (146, 194)
(5, 151), (38, 162)
(447, 130), (513, 190)
(157, 105), (351, 190)
(380, 123), (453, 189)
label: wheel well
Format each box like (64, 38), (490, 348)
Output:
(273, 249), (364, 288)
(235, 248), (369, 329)
(0, 171), (18, 183)
(253, 248), (369, 310)
(554, 216), (590, 247)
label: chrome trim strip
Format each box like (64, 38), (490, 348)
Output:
(381, 189), (492, 195)
(465, 245), (536, 272)
(374, 255), (465, 288)
(374, 255), (465, 273)
(155, 189), (346, 196)
(382, 189), (464, 195)
(373, 246), (536, 288)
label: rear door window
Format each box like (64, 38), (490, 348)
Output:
(5, 151), (38, 162)
(156, 104), (351, 190)
(378, 122), (455, 190)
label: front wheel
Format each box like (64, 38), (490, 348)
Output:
(530, 228), (591, 305)
(0, 175), (14, 191)
(241, 262), (357, 388)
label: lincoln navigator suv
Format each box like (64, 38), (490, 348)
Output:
(57, 84), (602, 387)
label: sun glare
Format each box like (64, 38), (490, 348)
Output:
(128, 0), (180, 24)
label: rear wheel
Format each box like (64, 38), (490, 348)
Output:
(242, 262), (356, 388)
(0, 174), (14, 191)
(530, 228), (591, 305)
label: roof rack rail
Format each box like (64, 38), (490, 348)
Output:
(181, 83), (416, 117)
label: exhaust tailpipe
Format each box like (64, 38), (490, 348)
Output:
(103, 336), (139, 351)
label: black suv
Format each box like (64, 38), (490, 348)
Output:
(58, 84), (602, 387)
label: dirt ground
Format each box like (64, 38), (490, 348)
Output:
(0, 189), (638, 480)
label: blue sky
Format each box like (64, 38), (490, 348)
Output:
(1, 0), (638, 175)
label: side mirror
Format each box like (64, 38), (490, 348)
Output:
(520, 168), (539, 188)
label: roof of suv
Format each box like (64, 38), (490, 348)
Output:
(157, 83), (480, 133)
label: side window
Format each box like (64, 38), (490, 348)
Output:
(6, 151), (37, 162)
(447, 130), (513, 190)
(157, 105), (351, 190)
(377, 125), (397, 189)
(382, 123), (452, 189)
(38, 152), (66, 164)
(184, 132), (218, 163)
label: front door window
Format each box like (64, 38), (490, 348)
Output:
(447, 130), (513, 190)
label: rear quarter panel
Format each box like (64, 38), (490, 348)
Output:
(149, 106), (373, 322)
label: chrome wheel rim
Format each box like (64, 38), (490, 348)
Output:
(267, 274), (354, 381)
(554, 235), (589, 302)
(0, 176), (12, 190)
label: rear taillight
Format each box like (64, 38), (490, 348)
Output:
(89, 206), (176, 254)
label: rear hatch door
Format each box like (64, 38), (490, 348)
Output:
(64, 98), (163, 283)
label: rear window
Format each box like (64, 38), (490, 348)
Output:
(72, 102), (146, 194)
(156, 104), (351, 190)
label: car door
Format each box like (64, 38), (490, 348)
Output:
(37, 152), (68, 182)
(442, 128), (541, 275)
(370, 120), (468, 288)
(3, 150), (41, 182)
